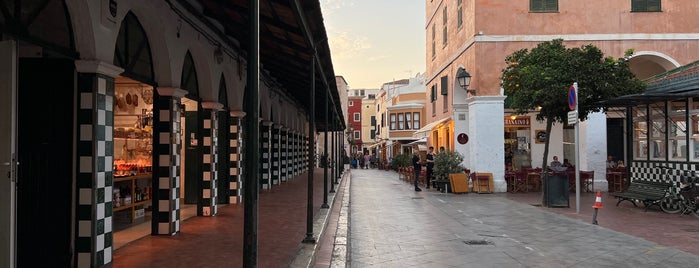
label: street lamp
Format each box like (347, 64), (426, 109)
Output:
(456, 67), (476, 95)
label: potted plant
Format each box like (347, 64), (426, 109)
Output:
(433, 150), (467, 192)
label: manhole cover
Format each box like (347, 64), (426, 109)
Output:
(463, 240), (493, 245)
(411, 197), (424, 199)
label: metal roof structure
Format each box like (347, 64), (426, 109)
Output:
(603, 60), (699, 107)
(182, 0), (344, 130)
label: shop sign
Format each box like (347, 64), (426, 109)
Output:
(504, 117), (530, 127)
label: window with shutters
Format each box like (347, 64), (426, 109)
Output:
(530, 0), (558, 12)
(431, 23), (436, 59)
(442, 6), (448, 47)
(413, 112), (421, 129)
(430, 84), (437, 102)
(371, 116), (376, 126)
(457, 0), (463, 29)
(631, 0), (661, 12)
(405, 113), (412, 130)
(398, 113), (405, 130)
(370, 130), (376, 139)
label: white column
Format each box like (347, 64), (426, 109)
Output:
(467, 95), (507, 192)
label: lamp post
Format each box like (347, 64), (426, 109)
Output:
(456, 67), (475, 95)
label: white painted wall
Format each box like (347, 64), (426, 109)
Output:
(467, 96), (506, 192)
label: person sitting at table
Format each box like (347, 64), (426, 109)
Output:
(562, 158), (572, 167)
(606, 155), (617, 169)
(550, 155), (562, 168)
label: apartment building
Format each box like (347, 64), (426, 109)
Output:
(425, 0), (699, 192)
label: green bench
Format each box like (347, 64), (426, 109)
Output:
(610, 180), (671, 211)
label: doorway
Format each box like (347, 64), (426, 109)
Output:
(181, 97), (201, 205)
(16, 57), (75, 266)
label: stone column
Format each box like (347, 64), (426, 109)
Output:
(200, 102), (223, 216)
(260, 121), (273, 189)
(74, 60), (123, 268)
(467, 95), (507, 192)
(154, 87), (187, 234)
(228, 111), (245, 204)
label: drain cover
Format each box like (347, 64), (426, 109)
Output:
(463, 240), (493, 245)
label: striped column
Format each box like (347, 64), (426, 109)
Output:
(271, 125), (281, 185)
(229, 111), (245, 204)
(280, 127), (288, 182)
(74, 60), (123, 268)
(154, 87), (186, 235)
(260, 121), (273, 189)
(216, 111), (229, 205)
(200, 103), (223, 216)
(293, 132), (299, 177)
(303, 135), (308, 173)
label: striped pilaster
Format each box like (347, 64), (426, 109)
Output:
(280, 127), (288, 182)
(303, 135), (308, 173)
(75, 69), (117, 268)
(153, 87), (186, 235)
(260, 121), (273, 189)
(229, 112), (245, 204)
(200, 104), (221, 216)
(293, 132), (299, 177)
(272, 125), (281, 185)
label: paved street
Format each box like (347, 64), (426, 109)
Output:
(347, 169), (699, 268)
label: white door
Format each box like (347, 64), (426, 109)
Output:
(0, 40), (17, 268)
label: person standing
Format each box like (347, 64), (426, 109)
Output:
(412, 148), (422, 191)
(363, 153), (371, 169)
(425, 146), (435, 189)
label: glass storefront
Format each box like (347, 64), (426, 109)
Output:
(505, 116), (531, 170)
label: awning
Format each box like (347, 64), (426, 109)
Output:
(413, 117), (451, 138)
(407, 138), (427, 145)
(365, 142), (382, 150)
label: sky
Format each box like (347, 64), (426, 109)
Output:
(320, 0), (426, 89)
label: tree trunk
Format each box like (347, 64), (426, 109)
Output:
(541, 118), (554, 205)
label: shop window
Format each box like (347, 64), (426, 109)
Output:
(649, 102), (666, 160)
(398, 113), (405, 130)
(668, 100), (687, 161)
(633, 106), (648, 160)
(690, 98), (699, 161)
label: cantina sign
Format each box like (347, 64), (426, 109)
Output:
(504, 117), (530, 127)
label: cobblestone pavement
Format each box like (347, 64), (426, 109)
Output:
(347, 169), (699, 268)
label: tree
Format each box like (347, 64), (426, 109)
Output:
(501, 39), (645, 173)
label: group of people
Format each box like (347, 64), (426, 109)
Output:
(548, 155), (625, 170)
(350, 152), (377, 169)
(412, 146), (437, 192)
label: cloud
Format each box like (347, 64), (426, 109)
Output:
(319, 0), (355, 15)
(327, 31), (371, 59)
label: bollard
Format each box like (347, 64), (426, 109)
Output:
(591, 190), (603, 225)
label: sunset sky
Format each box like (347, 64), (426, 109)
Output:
(320, 0), (426, 89)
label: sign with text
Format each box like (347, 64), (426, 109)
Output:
(568, 110), (578, 125)
(504, 116), (530, 127)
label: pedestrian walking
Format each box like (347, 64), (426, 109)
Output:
(363, 153), (371, 169)
(412, 147), (422, 191)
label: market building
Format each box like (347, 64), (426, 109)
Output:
(0, 1), (344, 267)
(424, 0), (699, 192)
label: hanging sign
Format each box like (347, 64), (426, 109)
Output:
(457, 133), (469, 144)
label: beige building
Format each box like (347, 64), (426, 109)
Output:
(425, 0), (699, 192)
(361, 96), (378, 150)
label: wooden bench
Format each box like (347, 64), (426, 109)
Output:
(610, 180), (671, 211)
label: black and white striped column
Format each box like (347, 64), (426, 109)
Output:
(74, 60), (122, 268)
(200, 103), (222, 216)
(293, 131), (299, 177)
(260, 121), (273, 189)
(154, 87), (186, 235)
(280, 127), (288, 182)
(272, 125), (281, 185)
(229, 111), (245, 204)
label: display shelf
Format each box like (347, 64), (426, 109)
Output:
(113, 173), (152, 222)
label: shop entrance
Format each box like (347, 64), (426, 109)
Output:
(505, 116), (532, 170)
(16, 57), (74, 266)
(181, 97), (201, 205)
(112, 76), (154, 237)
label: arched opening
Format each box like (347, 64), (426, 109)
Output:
(111, 11), (158, 247)
(179, 50), (202, 210)
(217, 74), (231, 203)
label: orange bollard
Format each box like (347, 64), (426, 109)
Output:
(592, 191), (602, 224)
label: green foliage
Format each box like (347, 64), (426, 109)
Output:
(433, 151), (466, 180)
(391, 153), (411, 170)
(501, 39), (646, 172)
(501, 38), (645, 123)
